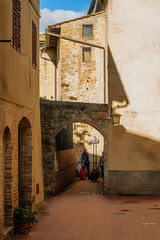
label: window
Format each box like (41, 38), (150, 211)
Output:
(12, 0), (21, 52)
(32, 21), (37, 68)
(56, 125), (73, 151)
(82, 24), (93, 36)
(83, 47), (91, 62)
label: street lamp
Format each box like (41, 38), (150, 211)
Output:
(108, 107), (122, 125)
(90, 136), (99, 169)
(110, 112), (121, 125)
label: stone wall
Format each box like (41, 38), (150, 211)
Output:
(0, 99), (44, 239)
(60, 12), (106, 103)
(40, 48), (57, 100)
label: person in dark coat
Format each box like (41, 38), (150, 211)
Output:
(81, 149), (90, 179)
(98, 152), (104, 180)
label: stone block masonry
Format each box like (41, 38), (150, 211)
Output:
(0, 99), (43, 239)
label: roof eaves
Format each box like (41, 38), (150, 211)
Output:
(48, 11), (105, 28)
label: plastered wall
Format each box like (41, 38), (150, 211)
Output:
(107, 0), (160, 195)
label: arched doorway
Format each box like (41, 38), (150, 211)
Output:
(18, 118), (32, 207)
(3, 127), (12, 227)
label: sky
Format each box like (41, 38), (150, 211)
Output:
(40, 0), (92, 33)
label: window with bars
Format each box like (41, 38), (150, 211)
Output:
(82, 24), (93, 37)
(32, 21), (37, 68)
(12, 0), (21, 52)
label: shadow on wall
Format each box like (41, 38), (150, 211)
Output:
(107, 45), (160, 195)
(108, 46), (129, 108)
(109, 125), (160, 170)
(108, 124), (160, 195)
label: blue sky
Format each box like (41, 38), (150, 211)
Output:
(40, 0), (92, 33)
(40, 0), (92, 12)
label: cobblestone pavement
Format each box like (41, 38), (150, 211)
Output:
(10, 179), (160, 240)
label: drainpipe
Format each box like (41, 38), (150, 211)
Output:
(40, 52), (57, 100)
(46, 31), (107, 103)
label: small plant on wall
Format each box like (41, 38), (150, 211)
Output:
(13, 206), (38, 235)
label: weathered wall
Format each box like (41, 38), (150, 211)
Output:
(40, 48), (57, 100)
(0, 0), (44, 238)
(60, 12), (106, 103)
(107, 0), (160, 195)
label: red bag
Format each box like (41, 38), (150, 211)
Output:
(80, 167), (86, 180)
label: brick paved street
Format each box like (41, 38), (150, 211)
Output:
(10, 179), (160, 240)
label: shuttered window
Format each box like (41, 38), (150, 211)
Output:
(32, 21), (37, 68)
(12, 0), (21, 52)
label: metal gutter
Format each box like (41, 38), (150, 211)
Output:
(46, 31), (106, 103)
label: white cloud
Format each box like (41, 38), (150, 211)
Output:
(40, 8), (88, 34)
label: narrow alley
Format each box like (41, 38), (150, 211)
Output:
(10, 179), (160, 240)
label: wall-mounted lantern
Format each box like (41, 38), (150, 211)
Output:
(110, 112), (121, 125)
(107, 107), (121, 125)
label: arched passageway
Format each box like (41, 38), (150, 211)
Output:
(18, 118), (32, 207)
(40, 100), (109, 196)
(3, 127), (12, 227)
(55, 123), (104, 195)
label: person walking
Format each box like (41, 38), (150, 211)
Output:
(98, 152), (104, 180)
(81, 149), (90, 179)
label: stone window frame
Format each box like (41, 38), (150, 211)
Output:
(12, 0), (21, 52)
(82, 47), (92, 62)
(82, 24), (93, 37)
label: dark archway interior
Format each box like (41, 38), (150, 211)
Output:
(18, 117), (32, 208)
(3, 127), (12, 226)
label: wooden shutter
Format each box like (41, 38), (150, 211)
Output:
(12, 0), (21, 52)
(32, 21), (37, 68)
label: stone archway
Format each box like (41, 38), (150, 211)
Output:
(18, 117), (32, 207)
(40, 100), (109, 195)
(3, 126), (12, 227)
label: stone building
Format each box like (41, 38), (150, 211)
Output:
(0, 0), (44, 238)
(40, 11), (106, 168)
(41, 0), (160, 196)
